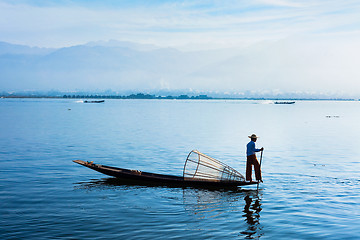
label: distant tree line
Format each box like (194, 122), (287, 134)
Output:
(2, 91), (356, 101)
(62, 93), (212, 100)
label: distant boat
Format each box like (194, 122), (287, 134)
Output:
(73, 150), (259, 188)
(83, 100), (105, 103)
(274, 101), (295, 104)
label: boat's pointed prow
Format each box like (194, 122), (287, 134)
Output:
(73, 160), (92, 166)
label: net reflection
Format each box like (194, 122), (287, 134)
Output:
(182, 188), (241, 219)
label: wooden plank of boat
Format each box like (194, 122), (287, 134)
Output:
(73, 160), (258, 188)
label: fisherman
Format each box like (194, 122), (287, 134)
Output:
(246, 134), (263, 182)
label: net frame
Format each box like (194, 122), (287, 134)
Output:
(183, 150), (245, 182)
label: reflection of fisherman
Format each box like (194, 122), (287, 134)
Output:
(241, 194), (262, 239)
(243, 195), (261, 225)
(246, 134), (263, 182)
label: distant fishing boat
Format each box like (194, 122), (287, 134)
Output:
(74, 150), (258, 188)
(83, 100), (105, 103)
(274, 101), (295, 104)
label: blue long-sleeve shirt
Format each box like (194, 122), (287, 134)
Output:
(246, 140), (261, 156)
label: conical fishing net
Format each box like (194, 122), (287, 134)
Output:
(183, 150), (245, 182)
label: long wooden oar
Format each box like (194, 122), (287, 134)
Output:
(257, 150), (263, 191)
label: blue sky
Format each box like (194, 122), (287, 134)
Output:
(1, 0), (359, 49)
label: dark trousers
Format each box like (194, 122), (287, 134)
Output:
(246, 154), (261, 181)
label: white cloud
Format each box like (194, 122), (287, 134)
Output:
(1, 0), (360, 48)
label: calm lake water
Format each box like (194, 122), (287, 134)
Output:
(1, 98), (359, 239)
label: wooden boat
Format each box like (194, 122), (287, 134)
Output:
(74, 150), (258, 188)
(274, 101), (295, 104)
(84, 100), (105, 103)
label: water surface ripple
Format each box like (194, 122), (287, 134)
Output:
(1, 99), (359, 239)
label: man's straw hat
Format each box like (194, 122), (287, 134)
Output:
(248, 134), (259, 139)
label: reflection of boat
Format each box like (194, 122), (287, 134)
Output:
(74, 177), (262, 237)
(274, 101), (295, 104)
(83, 100), (105, 103)
(74, 150), (258, 188)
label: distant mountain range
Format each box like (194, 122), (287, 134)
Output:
(0, 39), (358, 99)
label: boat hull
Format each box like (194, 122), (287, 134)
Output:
(83, 100), (105, 103)
(73, 160), (258, 188)
(274, 101), (295, 104)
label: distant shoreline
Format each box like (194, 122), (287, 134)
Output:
(0, 93), (356, 101)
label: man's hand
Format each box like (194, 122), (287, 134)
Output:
(260, 147), (264, 151)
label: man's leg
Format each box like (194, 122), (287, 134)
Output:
(253, 156), (262, 181)
(246, 155), (253, 181)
